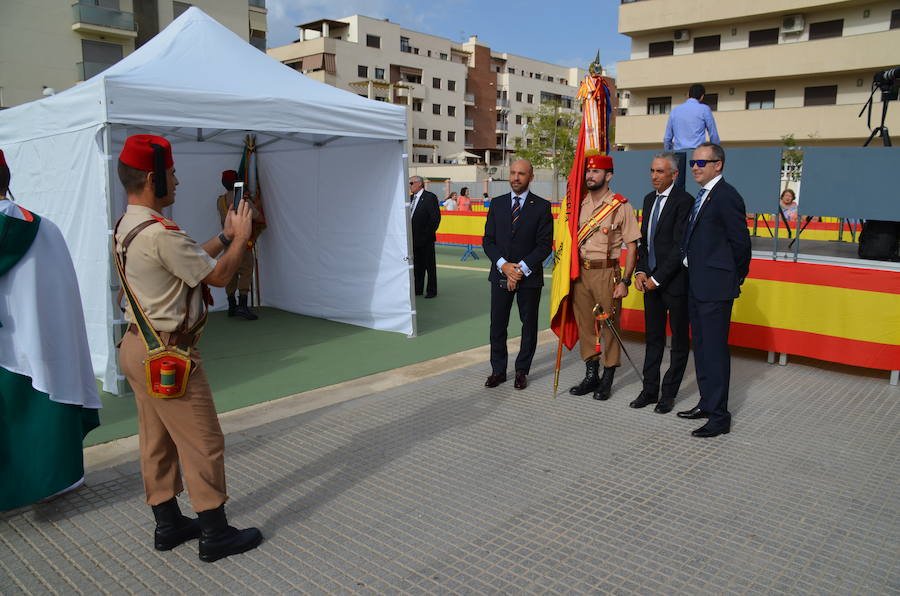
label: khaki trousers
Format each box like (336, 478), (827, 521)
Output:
(119, 331), (227, 512)
(572, 266), (622, 367)
(226, 249), (254, 295)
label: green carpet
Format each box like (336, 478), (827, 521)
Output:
(88, 246), (552, 446)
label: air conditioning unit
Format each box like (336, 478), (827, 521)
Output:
(782, 14), (805, 33)
(674, 29), (691, 42)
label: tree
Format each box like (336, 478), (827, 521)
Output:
(781, 134), (803, 181)
(511, 102), (579, 180)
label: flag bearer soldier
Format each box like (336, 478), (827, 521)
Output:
(114, 135), (262, 562)
(568, 154), (641, 401)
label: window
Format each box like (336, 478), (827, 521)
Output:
(496, 135), (503, 145)
(81, 39), (123, 78)
(400, 36), (411, 53)
(432, 77), (441, 89)
(440, 53), (448, 60)
(701, 93), (718, 111)
(648, 40), (674, 57)
(447, 80), (456, 91)
(560, 79), (567, 86)
(447, 106), (456, 117)
(527, 94), (533, 104)
(804, 85), (837, 106)
(515, 114), (522, 125)
(647, 96), (672, 115)
(748, 28), (779, 47)
(746, 90), (775, 110)
(357, 65), (368, 78)
(432, 103), (441, 115)
(374, 68), (384, 80)
(448, 131), (456, 142)
(515, 91), (523, 102)
(173, 1), (190, 18)
(416, 155), (428, 163)
(427, 50), (432, 57)
(535, 73), (542, 80)
(366, 34), (380, 48)
(432, 130), (441, 141)
(526, 116), (533, 124)
(809, 19), (843, 40)
(693, 35), (721, 53)
(412, 100), (422, 112)
(418, 128), (427, 140)
(892, 9), (900, 29)
(508, 67), (515, 74)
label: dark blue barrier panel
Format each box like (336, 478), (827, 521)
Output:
(608, 150), (665, 205)
(799, 146), (900, 220)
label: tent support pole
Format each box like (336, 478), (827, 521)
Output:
(402, 138), (417, 338)
(128, 125), (244, 149)
(102, 124), (128, 395)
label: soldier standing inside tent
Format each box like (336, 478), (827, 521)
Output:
(216, 169), (263, 320)
(114, 134), (262, 562)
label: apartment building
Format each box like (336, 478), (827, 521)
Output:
(0, 0), (267, 108)
(268, 15), (595, 165)
(615, 0), (900, 149)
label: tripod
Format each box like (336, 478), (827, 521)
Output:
(860, 82), (896, 147)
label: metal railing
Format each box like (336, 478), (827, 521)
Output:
(248, 0), (266, 7)
(71, 2), (134, 31)
(464, 93), (475, 102)
(495, 121), (508, 131)
(464, 119), (474, 127)
(496, 98), (509, 107)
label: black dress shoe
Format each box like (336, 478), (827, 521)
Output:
(629, 391), (658, 409)
(485, 373), (506, 388)
(654, 399), (674, 414)
(514, 371), (527, 390)
(424, 293), (437, 299)
(691, 423), (730, 438)
(676, 406), (707, 419)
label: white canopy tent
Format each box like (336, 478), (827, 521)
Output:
(0, 8), (415, 394)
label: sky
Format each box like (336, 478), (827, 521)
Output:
(265, 0), (632, 76)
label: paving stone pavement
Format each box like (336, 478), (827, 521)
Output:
(2, 340), (898, 595)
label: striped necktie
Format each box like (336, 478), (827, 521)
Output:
(511, 196), (521, 230)
(647, 194), (663, 271)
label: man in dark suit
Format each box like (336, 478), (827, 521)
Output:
(677, 142), (751, 437)
(482, 159), (553, 390)
(409, 175), (441, 298)
(631, 152), (693, 414)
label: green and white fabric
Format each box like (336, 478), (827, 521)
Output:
(0, 200), (101, 511)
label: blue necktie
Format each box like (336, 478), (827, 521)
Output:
(511, 196), (521, 230)
(689, 188), (707, 231)
(647, 194), (663, 271)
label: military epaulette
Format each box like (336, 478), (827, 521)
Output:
(151, 214), (180, 230)
(613, 193), (629, 204)
(17, 206), (35, 222)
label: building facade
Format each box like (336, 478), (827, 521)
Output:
(615, 0), (900, 149)
(0, 0), (267, 108)
(268, 15), (595, 166)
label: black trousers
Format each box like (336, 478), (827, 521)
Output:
(642, 289), (690, 401)
(489, 284), (541, 375)
(413, 243), (437, 295)
(688, 297), (734, 429)
(674, 151), (688, 191)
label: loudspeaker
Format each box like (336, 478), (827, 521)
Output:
(858, 220), (899, 261)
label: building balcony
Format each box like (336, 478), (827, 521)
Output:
(71, 2), (136, 38)
(496, 98), (509, 108)
(619, 0), (856, 34)
(249, 37), (266, 51)
(77, 61), (114, 82)
(496, 121), (508, 132)
(248, 0), (266, 8)
(614, 103), (900, 147)
(464, 93), (475, 104)
(464, 142), (474, 148)
(464, 119), (474, 129)
(618, 29), (900, 90)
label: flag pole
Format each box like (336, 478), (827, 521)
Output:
(552, 298), (569, 399)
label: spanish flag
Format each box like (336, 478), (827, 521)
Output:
(550, 73), (612, 350)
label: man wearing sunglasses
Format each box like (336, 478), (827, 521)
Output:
(678, 142), (751, 438)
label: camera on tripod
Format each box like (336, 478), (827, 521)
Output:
(873, 66), (900, 99)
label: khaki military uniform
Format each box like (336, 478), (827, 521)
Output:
(115, 204), (227, 512)
(217, 194), (254, 295)
(572, 191), (641, 366)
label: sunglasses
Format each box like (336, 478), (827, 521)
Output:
(689, 159), (721, 168)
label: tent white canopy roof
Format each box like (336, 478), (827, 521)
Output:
(0, 7), (407, 143)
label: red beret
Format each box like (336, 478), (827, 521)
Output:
(0, 149), (5, 167)
(585, 154), (613, 170)
(119, 135), (174, 171)
(221, 170), (238, 183)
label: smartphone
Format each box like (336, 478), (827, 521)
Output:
(232, 182), (244, 211)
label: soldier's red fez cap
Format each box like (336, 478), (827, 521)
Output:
(221, 170), (238, 183)
(119, 135), (174, 170)
(585, 154), (613, 170)
(0, 149), (6, 167)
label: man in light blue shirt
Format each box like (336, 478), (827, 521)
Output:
(664, 84), (720, 189)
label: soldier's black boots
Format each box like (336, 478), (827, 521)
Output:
(593, 366), (616, 401)
(227, 294), (238, 317)
(197, 505), (263, 563)
(235, 294), (258, 321)
(151, 498), (201, 551)
(569, 360), (600, 396)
